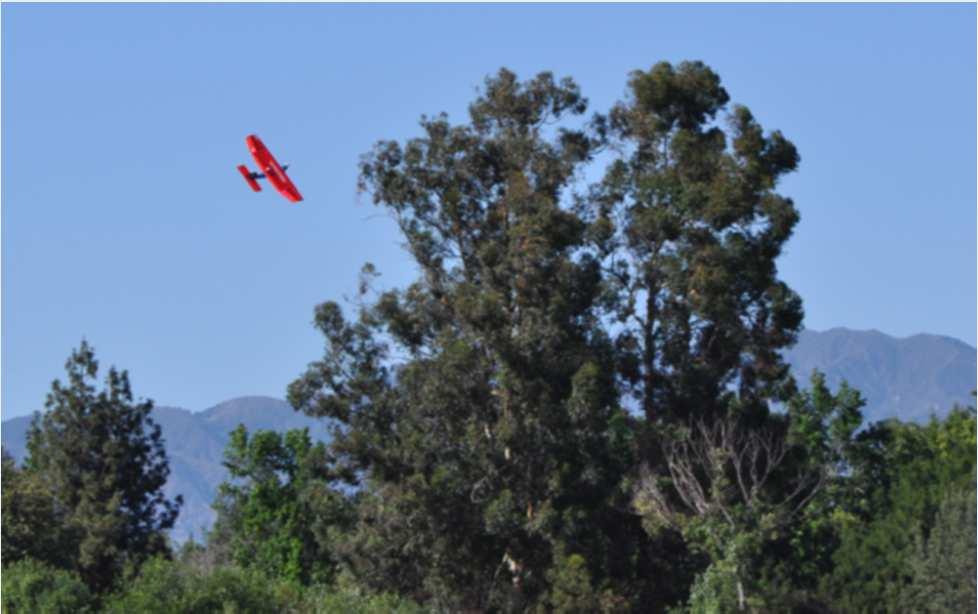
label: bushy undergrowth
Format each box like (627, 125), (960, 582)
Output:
(2, 558), (95, 614)
(100, 556), (426, 614)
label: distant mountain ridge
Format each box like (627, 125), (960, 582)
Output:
(2, 328), (975, 543)
(782, 328), (976, 423)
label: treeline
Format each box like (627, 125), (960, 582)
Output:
(3, 62), (975, 613)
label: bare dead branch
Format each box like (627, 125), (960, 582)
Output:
(640, 413), (828, 535)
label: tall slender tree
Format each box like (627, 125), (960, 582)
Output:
(592, 61), (812, 610)
(591, 61), (803, 425)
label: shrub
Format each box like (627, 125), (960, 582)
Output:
(1, 558), (95, 614)
(104, 557), (285, 614)
(301, 584), (428, 614)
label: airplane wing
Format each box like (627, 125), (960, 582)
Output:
(245, 134), (303, 203)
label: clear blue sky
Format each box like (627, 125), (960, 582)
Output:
(3, 4), (975, 419)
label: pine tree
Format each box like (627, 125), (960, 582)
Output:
(903, 485), (977, 613)
(23, 341), (181, 593)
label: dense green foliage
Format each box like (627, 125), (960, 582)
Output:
(822, 404), (977, 612)
(290, 67), (668, 610)
(208, 425), (353, 585)
(1, 558), (95, 614)
(101, 555), (425, 614)
(902, 484), (977, 613)
(103, 556), (282, 614)
(3, 63), (974, 613)
(2, 451), (76, 571)
(593, 61), (804, 426)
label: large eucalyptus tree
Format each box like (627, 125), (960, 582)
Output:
(290, 70), (650, 609)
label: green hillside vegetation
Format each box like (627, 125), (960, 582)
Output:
(3, 62), (975, 613)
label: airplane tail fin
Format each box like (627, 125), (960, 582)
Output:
(237, 165), (262, 192)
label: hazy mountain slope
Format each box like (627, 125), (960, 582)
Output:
(2, 396), (331, 544)
(1, 414), (31, 461)
(783, 328), (976, 423)
(150, 406), (231, 542)
(201, 396), (332, 441)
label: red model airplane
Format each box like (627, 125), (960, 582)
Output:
(237, 134), (303, 203)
